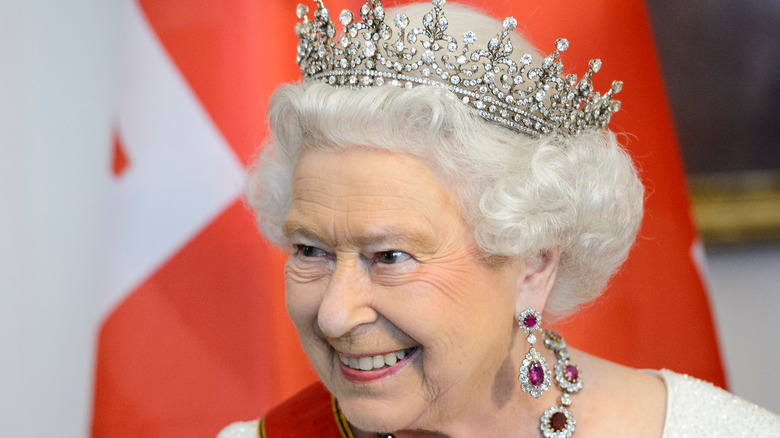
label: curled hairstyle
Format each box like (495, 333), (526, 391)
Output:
(246, 3), (645, 317)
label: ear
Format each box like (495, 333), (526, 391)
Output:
(514, 247), (561, 318)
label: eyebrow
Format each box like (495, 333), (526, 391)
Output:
(283, 219), (435, 250)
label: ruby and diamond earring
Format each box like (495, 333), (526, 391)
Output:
(518, 308), (551, 398)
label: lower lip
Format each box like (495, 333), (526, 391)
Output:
(339, 348), (418, 383)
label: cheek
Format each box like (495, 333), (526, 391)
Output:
(284, 263), (324, 333)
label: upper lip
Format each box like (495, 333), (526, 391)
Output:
(336, 347), (411, 358)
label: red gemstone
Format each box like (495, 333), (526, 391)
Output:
(524, 314), (537, 328)
(550, 411), (567, 431)
(565, 364), (579, 382)
(529, 362), (545, 386)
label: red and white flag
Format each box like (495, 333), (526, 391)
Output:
(92, 0), (724, 435)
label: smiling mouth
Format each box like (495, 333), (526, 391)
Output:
(338, 347), (416, 371)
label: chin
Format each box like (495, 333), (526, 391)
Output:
(337, 393), (424, 434)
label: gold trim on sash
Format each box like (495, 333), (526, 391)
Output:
(331, 396), (355, 438)
(258, 417), (266, 438)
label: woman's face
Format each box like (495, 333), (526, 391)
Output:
(283, 148), (526, 433)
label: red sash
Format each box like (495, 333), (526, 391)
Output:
(260, 382), (353, 437)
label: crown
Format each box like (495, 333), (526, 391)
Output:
(295, 0), (623, 137)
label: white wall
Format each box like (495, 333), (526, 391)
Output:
(0, 0), (120, 435)
(705, 244), (780, 414)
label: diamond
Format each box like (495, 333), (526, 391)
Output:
(394, 13), (409, 29)
(423, 12), (434, 27)
(364, 41), (376, 57)
(438, 17), (449, 32)
(502, 16), (517, 31)
(319, 7), (329, 20)
(555, 38), (569, 52)
(374, 6), (385, 20)
(463, 31), (477, 44)
(448, 42), (457, 52)
(296, 4), (308, 19)
(451, 75), (460, 84)
(457, 55), (467, 65)
(589, 58), (602, 72)
(422, 50), (435, 64)
(521, 53), (532, 65)
(611, 80), (623, 93)
(488, 37), (499, 50)
(432, 0), (446, 6)
(527, 334), (537, 344)
(339, 9), (353, 25)
(504, 40), (513, 55)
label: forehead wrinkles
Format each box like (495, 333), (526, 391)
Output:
(286, 176), (443, 249)
(285, 148), (463, 248)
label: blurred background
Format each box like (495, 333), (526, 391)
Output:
(1, 0), (778, 436)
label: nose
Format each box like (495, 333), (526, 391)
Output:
(317, 254), (378, 339)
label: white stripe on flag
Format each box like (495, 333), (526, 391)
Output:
(101, 0), (245, 317)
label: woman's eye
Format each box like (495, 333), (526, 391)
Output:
(374, 250), (412, 265)
(298, 245), (326, 257)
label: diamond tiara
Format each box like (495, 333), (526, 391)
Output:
(295, 0), (623, 138)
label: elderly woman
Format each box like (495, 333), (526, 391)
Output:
(221, 1), (780, 437)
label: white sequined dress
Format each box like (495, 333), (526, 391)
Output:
(218, 369), (780, 437)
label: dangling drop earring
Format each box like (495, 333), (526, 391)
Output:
(518, 308), (551, 398)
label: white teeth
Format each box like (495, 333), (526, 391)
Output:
(340, 348), (413, 371)
(348, 357), (360, 369)
(358, 356), (373, 371)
